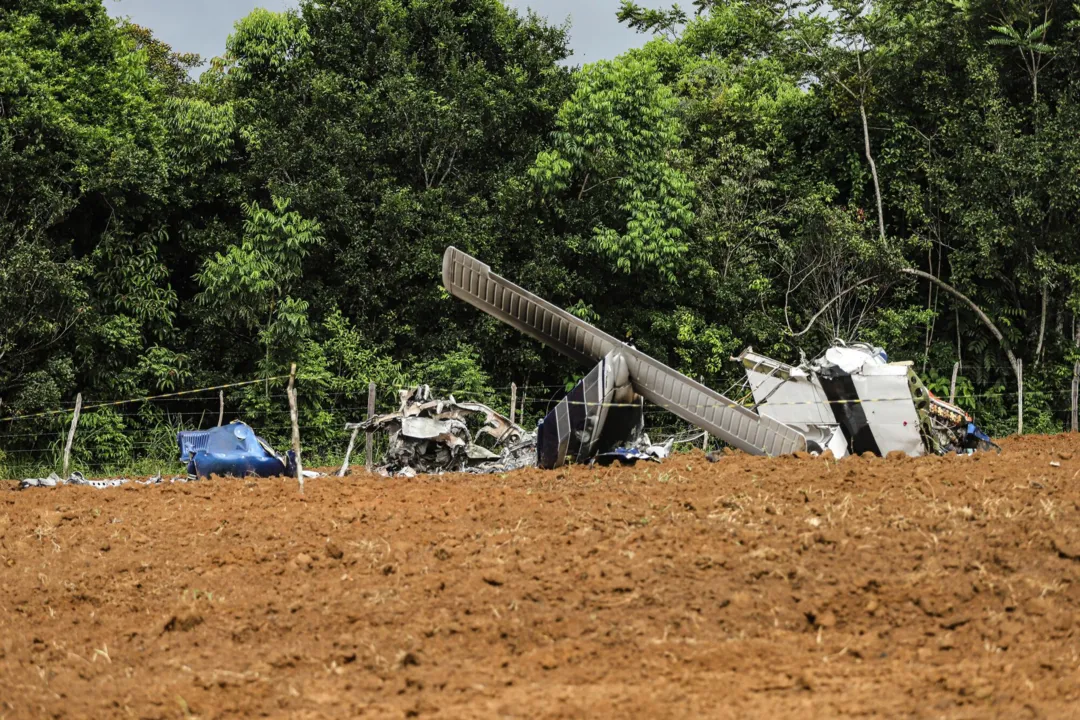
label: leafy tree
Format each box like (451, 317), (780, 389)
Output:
(531, 56), (695, 281)
(195, 196), (324, 375)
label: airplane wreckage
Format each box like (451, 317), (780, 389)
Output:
(15, 247), (998, 489)
(418, 246), (998, 472)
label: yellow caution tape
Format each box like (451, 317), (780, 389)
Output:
(555, 397), (916, 410)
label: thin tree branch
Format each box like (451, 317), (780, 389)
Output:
(860, 100), (886, 243)
(901, 267), (1020, 377)
(787, 277), (877, 338)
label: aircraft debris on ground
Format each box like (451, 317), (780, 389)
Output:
(18, 421), (325, 489)
(441, 246), (997, 462)
(355, 386), (535, 476)
(177, 421), (320, 479)
(535, 350), (673, 469)
(19, 471), (192, 490)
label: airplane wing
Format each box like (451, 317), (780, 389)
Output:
(441, 246), (806, 456)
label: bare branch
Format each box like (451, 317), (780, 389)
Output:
(860, 100), (886, 243)
(787, 277), (877, 337)
(901, 267), (1020, 376)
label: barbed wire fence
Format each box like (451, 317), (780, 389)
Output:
(1, 365), (1076, 479)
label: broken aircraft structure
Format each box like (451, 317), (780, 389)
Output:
(357, 386), (536, 476)
(535, 349), (673, 468)
(358, 379), (671, 475)
(178, 421), (297, 479)
(441, 246), (995, 460)
(737, 344), (998, 457)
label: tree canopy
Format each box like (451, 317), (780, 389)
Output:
(3, 0), (1080, 471)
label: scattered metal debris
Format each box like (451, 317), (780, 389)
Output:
(592, 436), (673, 466)
(178, 421), (297, 478)
(357, 386), (534, 476)
(441, 246), (997, 460)
(18, 471), (192, 491)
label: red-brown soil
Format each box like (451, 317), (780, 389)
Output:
(2, 435), (1080, 719)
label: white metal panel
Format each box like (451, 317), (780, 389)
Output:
(747, 371), (837, 426)
(852, 373), (924, 456)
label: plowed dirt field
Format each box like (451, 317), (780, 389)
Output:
(2, 435), (1080, 719)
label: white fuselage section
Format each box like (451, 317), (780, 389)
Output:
(740, 345), (925, 458)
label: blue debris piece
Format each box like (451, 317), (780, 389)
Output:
(962, 422), (1000, 453)
(177, 421), (296, 479)
(966, 422), (992, 444)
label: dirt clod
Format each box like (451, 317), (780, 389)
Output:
(163, 615), (204, 633)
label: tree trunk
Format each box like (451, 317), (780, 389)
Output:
(1035, 282), (1048, 366)
(860, 101), (886, 243)
(1017, 359), (1023, 436)
(1071, 360), (1078, 433)
(949, 361), (959, 405)
(1073, 313), (1079, 432)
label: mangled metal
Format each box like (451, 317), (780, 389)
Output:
(737, 342), (999, 457)
(537, 351), (641, 468)
(441, 246), (996, 460)
(178, 421), (297, 478)
(442, 246), (806, 457)
(358, 386), (535, 476)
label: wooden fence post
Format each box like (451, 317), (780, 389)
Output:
(366, 381), (376, 472)
(509, 383), (517, 425)
(61, 393), (82, 478)
(1072, 360), (1079, 433)
(702, 432), (709, 453)
(1016, 359), (1023, 436)
(288, 364), (304, 493)
(949, 361), (959, 405)
(218, 390), (225, 427)
(1074, 316), (1080, 433)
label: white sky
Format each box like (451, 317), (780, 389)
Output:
(103, 0), (668, 69)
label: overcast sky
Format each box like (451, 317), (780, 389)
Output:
(103, 0), (665, 70)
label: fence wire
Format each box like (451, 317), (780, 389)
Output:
(1, 367), (1075, 476)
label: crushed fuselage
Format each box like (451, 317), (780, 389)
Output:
(738, 343), (997, 457)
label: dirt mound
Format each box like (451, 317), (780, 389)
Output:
(2, 436), (1079, 718)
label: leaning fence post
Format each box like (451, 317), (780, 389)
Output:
(949, 362), (959, 405)
(702, 432), (709, 453)
(288, 364), (304, 493)
(365, 382), (376, 472)
(339, 424), (361, 477)
(1016, 359), (1024, 436)
(62, 393), (82, 478)
(218, 390), (225, 427)
(509, 383), (517, 425)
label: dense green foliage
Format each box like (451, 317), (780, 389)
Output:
(3, 0), (1080, 472)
